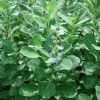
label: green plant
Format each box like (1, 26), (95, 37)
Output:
(0, 0), (100, 100)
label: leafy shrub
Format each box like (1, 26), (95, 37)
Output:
(0, 0), (100, 100)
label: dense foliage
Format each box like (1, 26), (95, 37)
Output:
(0, 0), (100, 100)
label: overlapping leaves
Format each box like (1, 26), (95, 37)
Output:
(0, 0), (100, 100)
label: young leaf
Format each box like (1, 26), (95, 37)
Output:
(47, 0), (59, 19)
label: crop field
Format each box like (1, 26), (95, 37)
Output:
(0, 0), (100, 100)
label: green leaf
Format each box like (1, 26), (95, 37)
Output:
(58, 12), (74, 26)
(56, 83), (77, 98)
(84, 62), (100, 73)
(20, 46), (40, 58)
(68, 35), (79, 44)
(40, 0), (46, 9)
(62, 43), (72, 54)
(78, 93), (92, 100)
(32, 34), (45, 46)
(2, 39), (13, 53)
(0, 91), (9, 99)
(82, 75), (97, 89)
(19, 84), (39, 97)
(92, 44), (100, 50)
(0, 0), (8, 9)
(9, 87), (18, 96)
(95, 86), (100, 100)
(22, 11), (33, 26)
(55, 58), (73, 71)
(22, 11), (45, 27)
(45, 57), (55, 64)
(39, 49), (50, 58)
(84, 34), (97, 56)
(44, 37), (54, 52)
(76, 17), (90, 26)
(83, 0), (95, 12)
(27, 59), (40, 71)
(0, 66), (4, 78)
(39, 82), (56, 98)
(67, 55), (80, 69)
(48, 0), (59, 19)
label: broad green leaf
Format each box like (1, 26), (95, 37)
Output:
(82, 75), (97, 89)
(45, 57), (55, 64)
(58, 12), (74, 26)
(48, 0), (59, 19)
(22, 11), (33, 26)
(56, 83), (77, 98)
(9, 87), (18, 96)
(2, 39), (13, 53)
(39, 49), (50, 58)
(1, 54), (14, 64)
(27, 59), (40, 71)
(32, 34), (45, 46)
(3, 64), (17, 78)
(0, 0), (8, 9)
(78, 93), (92, 100)
(22, 11), (45, 27)
(20, 46), (40, 58)
(44, 37), (54, 52)
(19, 84), (39, 97)
(84, 34), (97, 55)
(67, 55), (80, 69)
(68, 35), (79, 43)
(95, 86), (100, 100)
(39, 82), (56, 98)
(55, 58), (73, 71)
(21, 26), (33, 37)
(84, 62), (100, 73)
(62, 43), (72, 54)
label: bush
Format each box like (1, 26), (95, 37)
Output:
(0, 0), (100, 100)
